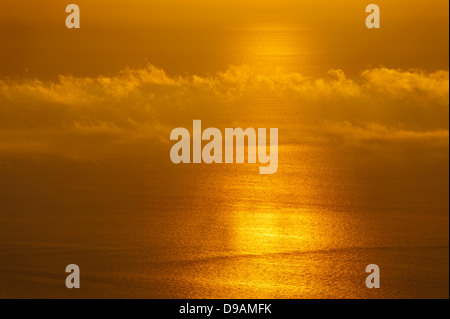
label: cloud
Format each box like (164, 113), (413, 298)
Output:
(362, 68), (449, 103)
(326, 121), (449, 144)
(0, 64), (448, 161)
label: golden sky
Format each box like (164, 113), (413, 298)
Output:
(0, 0), (448, 77)
(0, 0), (447, 174)
(0, 0), (448, 162)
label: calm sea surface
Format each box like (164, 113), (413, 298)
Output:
(0, 144), (448, 298)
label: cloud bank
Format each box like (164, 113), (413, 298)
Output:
(0, 65), (448, 161)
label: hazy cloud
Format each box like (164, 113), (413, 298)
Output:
(0, 65), (448, 160)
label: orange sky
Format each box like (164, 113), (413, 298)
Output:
(0, 0), (448, 78)
(0, 0), (448, 159)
